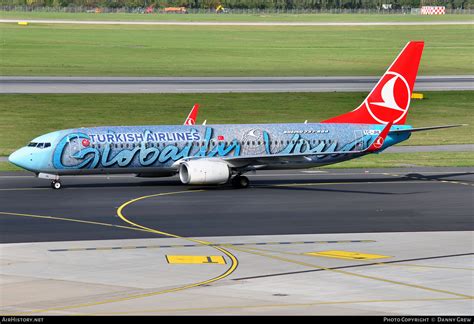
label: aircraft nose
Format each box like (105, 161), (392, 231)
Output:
(8, 148), (31, 170)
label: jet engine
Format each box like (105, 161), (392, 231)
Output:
(179, 160), (230, 185)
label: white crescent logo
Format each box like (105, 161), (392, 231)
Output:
(185, 118), (195, 125)
(371, 76), (406, 112)
(365, 72), (411, 124)
(247, 129), (258, 137)
(374, 137), (384, 148)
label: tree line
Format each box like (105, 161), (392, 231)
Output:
(1, 0), (471, 9)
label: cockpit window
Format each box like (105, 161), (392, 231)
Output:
(27, 142), (51, 149)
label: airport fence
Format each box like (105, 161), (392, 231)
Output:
(0, 6), (472, 15)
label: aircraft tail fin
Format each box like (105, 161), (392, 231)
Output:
(323, 41), (424, 125)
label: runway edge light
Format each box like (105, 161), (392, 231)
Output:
(18, 21), (29, 26)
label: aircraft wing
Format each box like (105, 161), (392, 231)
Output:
(223, 121), (393, 167)
(177, 122), (393, 169)
(220, 149), (364, 168)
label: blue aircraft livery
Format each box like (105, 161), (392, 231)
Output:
(14, 123), (409, 173)
(8, 41), (460, 189)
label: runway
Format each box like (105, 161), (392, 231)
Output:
(1, 76), (473, 93)
(1, 168), (472, 315)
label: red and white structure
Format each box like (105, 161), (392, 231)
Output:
(421, 6), (446, 15)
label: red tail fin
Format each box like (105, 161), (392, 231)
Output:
(323, 41), (424, 125)
(184, 103), (199, 125)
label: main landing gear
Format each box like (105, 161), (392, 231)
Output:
(230, 175), (250, 189)
(51, 180), (62, 190)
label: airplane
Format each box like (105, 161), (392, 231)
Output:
(8, 41), (461, 189)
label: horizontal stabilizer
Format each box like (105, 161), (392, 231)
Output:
(391, 124), (465, 133)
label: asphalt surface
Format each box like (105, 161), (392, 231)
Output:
(2, 19), (473, 26)
(0, 168), (472, 244)
(1, 76), (473, 93)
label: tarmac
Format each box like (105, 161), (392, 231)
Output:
(1, 76), (473, 93)
(0, 168), (472, 315)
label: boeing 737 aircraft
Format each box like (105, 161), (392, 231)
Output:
(9, 41), (460, 189)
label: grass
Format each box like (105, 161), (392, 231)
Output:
(0, 23), (472, 76)
(0, 161), (21, 171)
(1, 11), (473, 22)
(0, 91), (472, 157)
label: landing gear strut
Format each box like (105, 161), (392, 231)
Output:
(231, 175), (250, 189)
(51, 180), (62, 190)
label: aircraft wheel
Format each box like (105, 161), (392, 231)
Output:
(231, 175), (250, 189)
(51, 180), (62, 190)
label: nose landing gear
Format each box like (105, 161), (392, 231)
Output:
(38, 173), (62, 189)
(51, 180), (62, 190)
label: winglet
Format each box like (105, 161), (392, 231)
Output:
(367, 122), (393, 152)
(184, 103), (199, 125)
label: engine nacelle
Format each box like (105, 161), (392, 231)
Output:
(179, 160), (230, 185)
